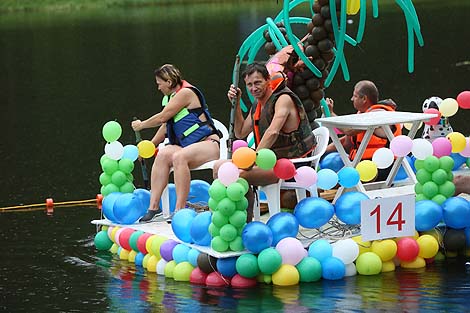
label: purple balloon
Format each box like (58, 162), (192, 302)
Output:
(160, 239), (179, 262)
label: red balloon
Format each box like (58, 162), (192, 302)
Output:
(457, 91), (470, 109)
(118, 228), (135, 251)
(396, 237), (419, 262)
(136, 233), (152, 254)
(230, 274), (257, 288)
(423, 108), (441, 125)
(205, 271), (230, 287)
(190, 267), (208, 285)
(273, 158), (296, 180)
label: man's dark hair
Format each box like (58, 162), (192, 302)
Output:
(242, 62), (270, 80)
(355, 80), (379, 104)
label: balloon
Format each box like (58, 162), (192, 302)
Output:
(219, 224), (238, 242)
(211, 211), (229, 228)
(172, 244), (191, 264)
(119, 181), (135, 193)
(218, 162), (240, 186)
(102, 158), (119, 175)
(396, 238), (419, 261)
(208, 179), (227, 201)
(164, 260), (177, 278)
(451, 153), (467, 170)
(135, 252), (145, 267)
(351, 235), (372, 255)
(415, 200), (443, 231)
(229, 211), (247, 228)
(230, 274), (257, 288)
(118, 228), (135, 251)
(232, 139), (248, 152)
(390, 135), (413, 157)
(113, 193), (144, 224)
(442, 197), (470, 229)
(99, 172), (112, 186)
(257, 247), (282, 275)
(160, 239), (178, 262)
(443, 228), (466, 251)
(226, 182), (246, 202)
(233, 147), (257, 170)
(319, 152), (345, 172)
(273, 158), (296, 180)
(235, 254), (259, 278)
(457, 91), (470, 109)
(372, 148), (394, 169)
(217, 198), (236, 216)
(417, 235), (439, 259)
(105, 141), (124, 160)
(356, 160), (378, 182)
(293, 166), (317, 187)
(423, 108), (441, 125)
(460, 138), (470, 157)
(102, 121), (122, 142)
(344, 262), (358, 276)
(371, 239), (397, 262)
(294, 197), (334, 228)
(150, 235), (167, 258)
(431, 168), (448, 185)
(272, 264), (299, 286)
(190, 211), (212, 246)
(173, 262), (194, 282)
(197, 253), (218, 274)
(432, 137), (452, 158)
(128, 230), (143, 251)
(122, 144), (139, 161)
(94, 230), (113, 251)
(355, 252), (382, 275)
(423, 155), (440, 172)
(111, 170), (127, 187)
(422, 181), (439, 198)
(211, 236), (229, 252)
(137, 140), (155, 158)
(332, 238), (359, 264)
(242, 222), (273, 253)
(136, 233), (152, 254)
(266, 212), (299, 245)
(102, 192), (121, 222)
(447, 132), (466, 153)
(256, 149), (277, 170)
(118, 158), (134, 174)
(411, 138), (433, 160)
(172, 209), (197, 243)
(439, 98), (459, 117)
(308, 239), (333, 263)
(229, 236), (244, 251)
(133, 189), (151, 215)
(187, 248), (200, 267)
(216, 257), (238, 278)
(321, 256), (345, 280)
(296, 257), (322, 282)
(190, 267), (208, 285)
(337, 167), (360, 188)
(317, 168), (339, 190)
(275, 237), (306, 266)
(335, 191), (369, 225)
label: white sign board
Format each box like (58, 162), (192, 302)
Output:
(360, 194), (415, 241)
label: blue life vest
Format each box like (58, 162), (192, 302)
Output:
(164, 81), (219, 147)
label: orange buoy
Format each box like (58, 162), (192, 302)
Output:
(46, 198), (54, 215)
(96, 194), (103, 209)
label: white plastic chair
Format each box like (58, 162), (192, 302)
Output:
(160, 119), (229, 217)
(254, 126), (330, 220)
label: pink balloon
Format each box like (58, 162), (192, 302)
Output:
(294, 166), (318, 187)
(218, 162), (240, 186)
(423, 108), (441, 125)
(114, 227), (125, 247)
(459, 138), (470, 157)
(432, 137), (452, 157)
(390, 135), (413, 157)
(457, 91), (470, 109)
(275, 237), (306, 266)
(232, 140), (248, 153)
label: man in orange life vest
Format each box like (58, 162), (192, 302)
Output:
(324, 80), (401, 180)
(213, 62), (316, 221)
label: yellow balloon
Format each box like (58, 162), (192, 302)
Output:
(446, 132), (466, 153)
(147, 255), (158, 272)
(371, 239), (397, 262)
(272, 264), (300, 286)
(137, 140), (156, 158)
(128, 249), (137, 263)
(142, 253), (151, 268)
(352, 235), (372, 255)
(439, 98), (459, 117)
(404, 121), (422, 131)
(347, 0), (360, 14)
(109, 243), (119, 254)
(150, 235), (168, 258)
(164, 260), (177, 278)
(381, 260), (396, 272)
(232, 147), (257, 169)
(356, 160), (378, 182)
(417, 234), (439, 259)
(146, 235), (158, 255)
(401, 256), (426, 269)
(119, 248), (130, 260)
(110, 227), (120, 243)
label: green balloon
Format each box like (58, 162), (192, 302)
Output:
(212, 211), (229, 228)
(111, 170), (127, 187)
(296, 257), (322, 282)
(126, 173), (134, 182)
(119, 158), (134, 174)
(431, 194), (447, 205)
(236, 254), (259, 278)
(416, 169), (432, 184)
(257, 248), (282, 275)
(164, 260), (177, 278)
(414, 159), (424, 170)
(431, 169), (448, 185)
(102, 121), (122, 142)
(219, 224), (237, 242)
(439, 181), (455, 198)
(226, 183), (246, 202)
(414, 182), (423, 194)
(229, 236), (244, 251)
(439, 156), (454, 172)
(208, 223), (220, 236)
(211, 236), (229, 252)
(217, 198), (236, 216)
(356, 252), (382, 275)
(100, 154), (110, 166)
(120, 182), (135, 193)
(94, 230), (113, 251)
(173, 262), (194, 282)
(229, 210), (247, 228)
(208, 197), (219, 211)
(422, 181), (439, 198)
(235, 197), (249, 211)
(102, 183), (119, 196)
(447, 171), (454, 181)
(209, 179), (227, 201)
(423, 156), (440, 172)
(99, 172), (112, 186)
(415, 193), (428, 201)
(129, 230), (144, 251)
(102, 159), (119, 175)
(256, 148), (277, 170)
(236, 178), (250, 194)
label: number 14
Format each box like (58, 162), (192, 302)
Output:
(370, 202), (405, 234)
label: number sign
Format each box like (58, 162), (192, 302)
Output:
(360, 194), (415, 241)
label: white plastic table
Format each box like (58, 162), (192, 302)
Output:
(316, 111), (437, 201)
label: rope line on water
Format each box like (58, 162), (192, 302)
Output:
(0, 197), (102, 213)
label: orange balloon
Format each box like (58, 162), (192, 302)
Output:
(232, 147), (257, 169)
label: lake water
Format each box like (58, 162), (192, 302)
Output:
(1, 1), (470, 312)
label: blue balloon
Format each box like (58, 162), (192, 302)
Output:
(190, 211), (212, 246)
(135, 252), (145, 267)
(133, 188), (150, 216)
(320, 152), (345, 172)
(102, 192), (121, 222)
(338, 167), (360, 188)
(308, 239), (332, 262)
(113, 193), (144, 224)
(266, 212), (299, 246)
(242, 221), (273, 253)
(395, 164), (408, 181)
(407, 155), (417, 173)
(172, 243), (191, 264)
(317, 169), (339, 190)
(321, 256), (345, 280)
(451, 153), (467, 170)
(187, 248), (200, 267)
(122, 144), (139, 162)
(442, 197), (470, 229)
(415, 200), (443, 231)
(294, 197), (334, 228)
(216, 257), (238, 278)
(188, 180), (211, 205)
(335, 191), (369, 225)
(171, 209), (197, 243)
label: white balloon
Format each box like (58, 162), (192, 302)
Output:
(156, 258), (168, 276)
(344, 262), (357, 277)
(372, 148), (394, 169)
(411, 138), (433, 160)
(332, 238), (359, 264)
(105, 141), (124, 160)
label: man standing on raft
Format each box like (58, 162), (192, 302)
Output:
(214, 62), (316, 222)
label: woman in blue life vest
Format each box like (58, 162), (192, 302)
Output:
(132, 64), (220, 222)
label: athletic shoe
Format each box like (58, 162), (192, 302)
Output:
(139, 209), (163, 223)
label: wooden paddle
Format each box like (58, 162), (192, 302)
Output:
(228, 54), (241, 159)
